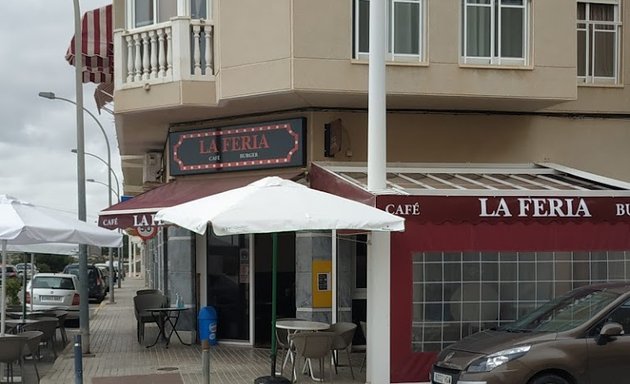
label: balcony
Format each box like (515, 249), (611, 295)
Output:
(114, 17), (214, 89)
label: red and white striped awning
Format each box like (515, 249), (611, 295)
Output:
(65, 4), (113, 84)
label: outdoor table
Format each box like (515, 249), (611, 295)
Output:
(276, 320), (330, 382)
(4, 318), (45, 333)
(145, 305), (193, 348)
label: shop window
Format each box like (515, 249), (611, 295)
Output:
(412, 250), (630, 352)
(461, 0), (530, 66)
(354, 0), (426, 62)
(577, 1), (621, 84)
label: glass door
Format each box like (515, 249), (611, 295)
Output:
(207, 233), (250, 341)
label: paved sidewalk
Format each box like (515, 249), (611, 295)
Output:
(39, 277), (365, 384)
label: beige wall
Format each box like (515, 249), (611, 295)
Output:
(304, 111), (630, 182)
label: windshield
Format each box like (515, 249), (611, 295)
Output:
(501, 287), (621, 333)
(33, 276), (75, 290)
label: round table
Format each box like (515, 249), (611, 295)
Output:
(145, 305), (193, 348)
(276, 320), (330, 332)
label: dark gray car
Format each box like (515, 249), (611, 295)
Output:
(431, 282), (630, 384)
(62, 263), (106, 303)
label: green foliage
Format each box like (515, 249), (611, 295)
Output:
(38, 263), (51, 273)
(35, 255), (74, 273)
(5, 278), (22, 305)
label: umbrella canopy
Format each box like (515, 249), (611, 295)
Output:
(0, 195), (121, 247)
(154, 176), (404, 236)
(0, 195), (122, 335)
(155, 176), (404, 380)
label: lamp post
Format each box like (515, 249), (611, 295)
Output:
(87, 178), (120, 200)
(40, 89), (118, 309)
(70, 0), (90, 355)
(72, 149), (120, 200)
(75, 149), (120, 300)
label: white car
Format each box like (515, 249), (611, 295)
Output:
(16, 263), (39, 279)
(26, 273), (80, 318)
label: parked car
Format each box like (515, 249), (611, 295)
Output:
(95, 262), (117, 283)
(26, 273), (80, 319)
(15, 262), (39, 279)
(62, 263), (106, 303)
(431, 282), (630, 384)
(95, 265), (110, 293)
(0, 264), (19, 282)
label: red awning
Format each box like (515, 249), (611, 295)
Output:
(98, 172), (305, 235)
(65, 4), (113, 84)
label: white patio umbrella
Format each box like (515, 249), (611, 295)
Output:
(155, 176), (404, 380)
(0, 195), (122, 335)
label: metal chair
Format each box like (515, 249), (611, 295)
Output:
(0, 335), (28, 383)
(133, 293), (167, 343)
(136, 289), (162, 295)
(290, 331), (335, 383)
(275, 318), (305, 376)
(329, 322), (357, 379)
(21, 318), (59, 360)
(21, 330), (44, 383)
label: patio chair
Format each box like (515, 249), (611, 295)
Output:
(133, 293), (167, 343)
(275, 317), (305, 376)
(22, 318), (59, 360)
(21, 330), (44, 383)
(136, 289), (162, 295)
(329, 322), (357, 379)
(51, 310), (69, 344)
(290, 331), (335, 383)
(0, 335), (28, 383)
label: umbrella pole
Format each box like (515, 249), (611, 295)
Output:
(1, 240), (6, 336)
(270, 232), (278, 377)
(22, 253), (28, 319)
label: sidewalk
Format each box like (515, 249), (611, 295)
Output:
(39, 277), (365, 384)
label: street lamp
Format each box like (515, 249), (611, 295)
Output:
(87, 178), (120, 200)
(39, 89), (117, 312)
(72, 149), (120, 201)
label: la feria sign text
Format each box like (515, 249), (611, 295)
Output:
(169, 118), (306, 175)
(378, 196), (630, 224)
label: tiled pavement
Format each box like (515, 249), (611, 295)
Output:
(37, 277), (366, 384)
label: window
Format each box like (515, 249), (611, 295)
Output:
(128, 0), (211, 28)
(461, 0), (530, 66)
(577, 1), (621, 84)
(354, 0), (426, 62)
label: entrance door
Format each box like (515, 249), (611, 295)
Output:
(254, 233), (296, 347)
(207, 233), (250, 341)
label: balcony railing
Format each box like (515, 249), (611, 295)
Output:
(114, 17), (214, 89)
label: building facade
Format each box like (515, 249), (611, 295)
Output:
(100, 0), (630, 382)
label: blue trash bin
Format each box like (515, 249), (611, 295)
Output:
(198, 306), (218, 345)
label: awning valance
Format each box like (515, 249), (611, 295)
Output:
(65, 4), (113, 84)
(98, 172), (305, 234)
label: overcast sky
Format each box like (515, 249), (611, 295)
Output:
(0, 0), (120, 224)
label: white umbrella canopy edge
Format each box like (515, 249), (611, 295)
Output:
(154, 176), (405, 236)
(0, 195), (123, 336)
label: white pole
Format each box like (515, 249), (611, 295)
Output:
(367, 0), (387, 192)
(332, 230), (337, 324)
(367, 0), (389, 382)
(1, 240), (6, 336)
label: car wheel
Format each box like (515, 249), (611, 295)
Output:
(528, 374), (570, 384)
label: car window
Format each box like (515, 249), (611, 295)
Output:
(589, 298), (630, 337)
(502, 288), (620, 333)
(33, 276), (75, 290)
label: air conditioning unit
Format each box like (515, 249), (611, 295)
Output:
(143, 152), (163, 183)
